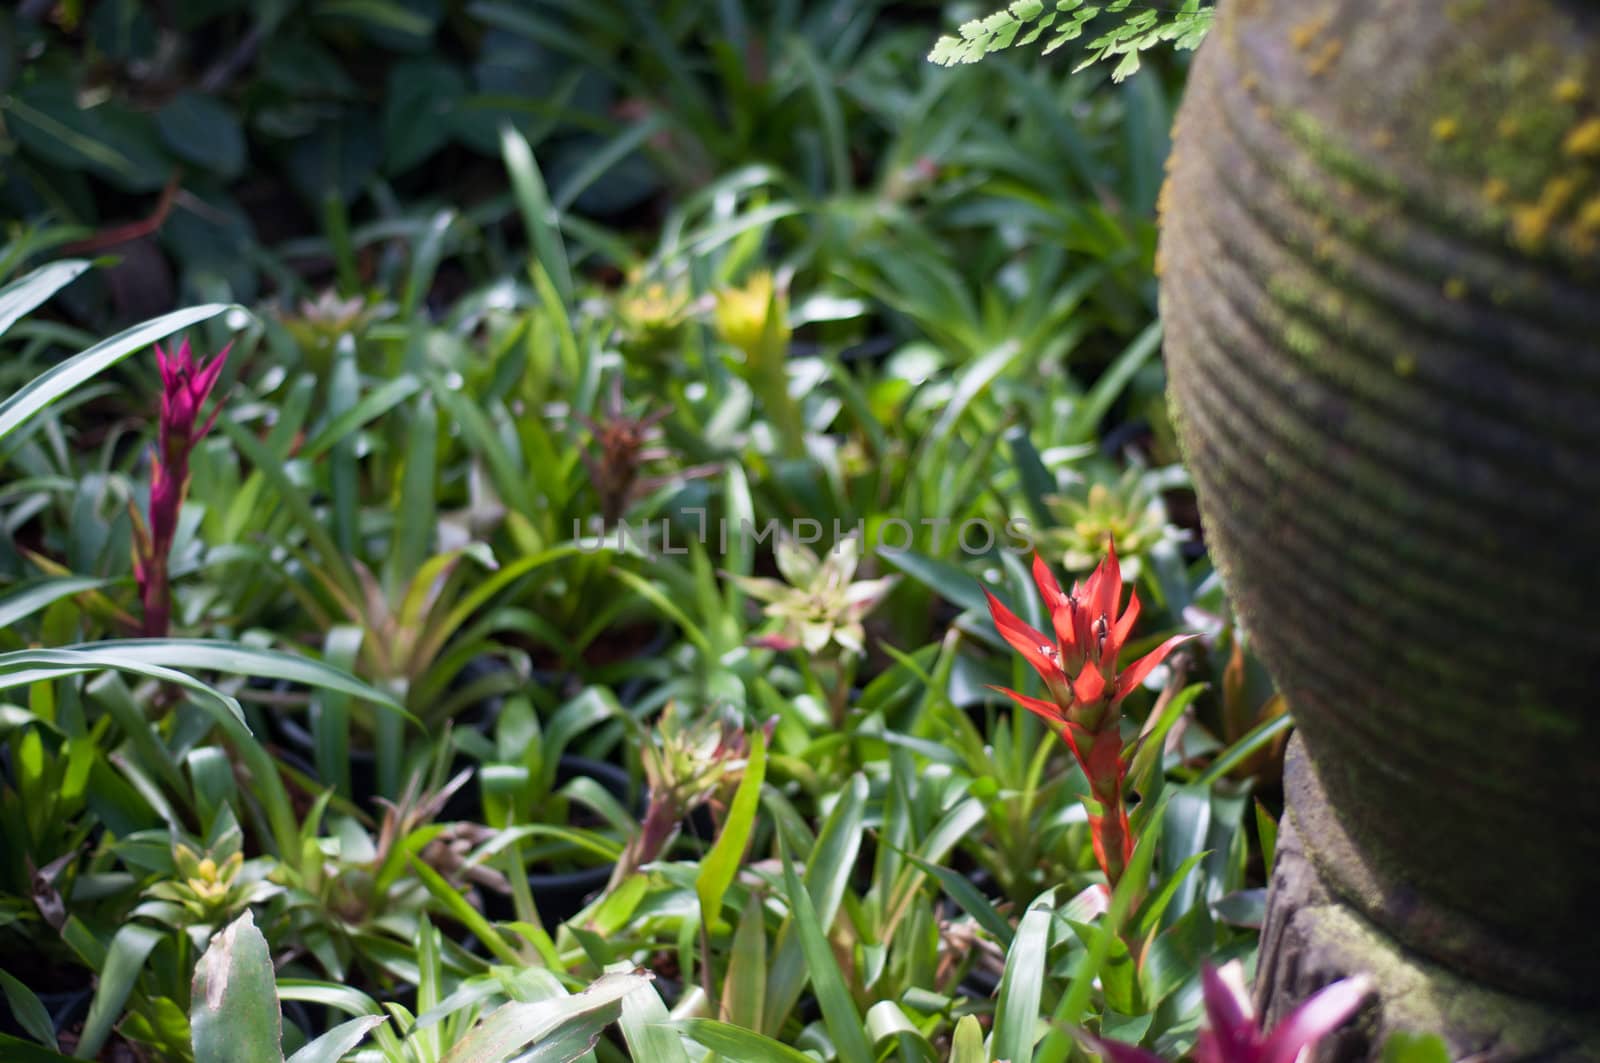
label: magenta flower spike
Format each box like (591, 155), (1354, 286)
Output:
(156, 339), (230, 451)
(1083, 961), (1371, 1063)
(132, 339), (231, 637)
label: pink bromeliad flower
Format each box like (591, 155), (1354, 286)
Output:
(130, 339), (230, 637)
(1088, 961), (1373, 1063)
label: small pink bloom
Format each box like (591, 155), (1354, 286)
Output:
(1084, 962), (1371, 1063)
(134, 339), (230, 637)
(1194, 962), (1372, 1063)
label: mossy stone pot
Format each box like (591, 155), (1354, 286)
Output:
(1159, 0), (1600, 1002)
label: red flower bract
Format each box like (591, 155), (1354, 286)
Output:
(983, 541), (1195, 886)
(987, 542), (1194, 726)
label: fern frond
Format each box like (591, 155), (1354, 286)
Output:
(930, 0), (1215, 81)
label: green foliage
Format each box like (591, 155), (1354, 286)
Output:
(0, 4), (1455, 1060)
(930, 0), (1214, 81)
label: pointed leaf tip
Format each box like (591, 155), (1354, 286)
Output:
(1263, 975), (1373, 1063)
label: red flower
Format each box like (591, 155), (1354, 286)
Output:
(131, 339), (230, 637)
(983, 542), (1195, 886)
(985, 543), (1194, 726)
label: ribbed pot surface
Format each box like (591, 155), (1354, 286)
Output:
(1160, 0), (1600, 999)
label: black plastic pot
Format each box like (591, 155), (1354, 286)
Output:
(526, 622), (674, 708)
(261, 658), (510, 805)
(958, 965), (1002, 1002)
(270, 709), (379, 798)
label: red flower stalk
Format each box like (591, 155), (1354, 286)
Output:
(130, 339), (230, 637)
(984, 542), (1194, 887)
(1085, 961), (1372, 1063)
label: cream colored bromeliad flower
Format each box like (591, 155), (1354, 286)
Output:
(732, 534), (897, 656)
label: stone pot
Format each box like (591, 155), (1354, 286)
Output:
(1159, 0), (1600, 1051)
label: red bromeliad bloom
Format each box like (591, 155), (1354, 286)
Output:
(984, 544), (1194, 723)
(984, 542), (1194, 885)
(131, 339), (230, 637)
(1085, 961), (1372, 1063)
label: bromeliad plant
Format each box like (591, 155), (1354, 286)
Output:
(577, 379), (718, 528)
(733, 533), (897, 728)
(130, 339), (230, 638)
(984, 541), (1193, 890)
(713, 270), (804, 461)
(186, 910), (651, 1063)
(608, 705), (770, 888)
(1041, 463), (1188, 576)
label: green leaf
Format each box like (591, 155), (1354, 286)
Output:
(1136, 850), (1207, 938)
(0, 577), (108, 633)
(881, 551), (988, 617)
(312, 626), (363, 798)
(399, 210), (455, 320)
(296, 375), (422, 461)
(437, 970), (645, 1063)
(157, 92), (246, 178)
(56, 639), (407, 718)
(0, 260), (90, 338)
(949, 1015), (984, 1063)
(1157, 786), (1211, 925)
(0, 969), (57, 1050)
(75, 922), (165, 1059)
(1067, 917), (1140, 1014)
(993, 900), (1052, 1063)
(285, 1016), (387, 1063)
(218, 416), (363, 608)
(275, 983), (384, 1020)
(901, 851), (1013, 948)
(1005, 426), (1058, 526)
(1062, 320), (1163, 445)
(500, 125), (572, 307)
(722, 890), (767, 1031)
(191, 911), (283, 1063)
(382, 59), (466, 174)
(1194, 714), (1293, 786)
(6, 87), (168, 191)
(318, 0), (435, 39)
(0, 646), (248, 726)
(669, 1019), (821, 1063)
(388, 391), (440, 589)
(1127, 682), (1206, 799)
(696, 730), (767, 934)
(408, 855), (525, 965)
(1255, 800), (1279, 876)
(1035, 804), (1170, 1063)
(0, 303), (239, 449)
(614, 975), (691, 1063)
(865, 1000), (939, 1061)
(763, 773), (867, 1034)
(610, 568), (713, 656)
(777, 834), (874, 1063)
(1381, 1032), (1453, 1063)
